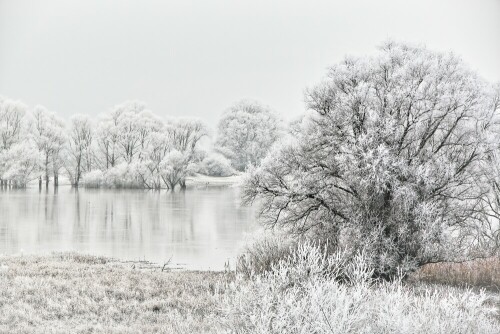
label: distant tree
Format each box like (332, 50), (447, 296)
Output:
(215, 100), (282, 171)
(159, 150), (197, 190)
(0, 97), (26, 151)
(95, 113), (121, 170)
(243, 42), (500, 278)
(31, 106), (67, 187)
(161, 118), (208, 189)
(112, 101), (148, 163)
(137, 131), (171, 189)
(0, 97), (28, 186)
(64, 115), (93, 187)
(1, 141), (42, 187)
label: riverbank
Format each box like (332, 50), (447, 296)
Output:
(1, 253), (499, 333)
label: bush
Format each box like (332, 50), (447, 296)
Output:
(82, 170), (104, 188)
(198, 153), (235, 177)
(236, 233), (299, 277)
(223, 242), (500, 333)
(82, 164), (142, 189)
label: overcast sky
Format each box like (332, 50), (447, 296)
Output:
(1, 0), (499, 127)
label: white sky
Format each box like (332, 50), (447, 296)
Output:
(1, 0), (499, 127)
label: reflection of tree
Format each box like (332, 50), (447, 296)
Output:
(0, 187), (259, 270)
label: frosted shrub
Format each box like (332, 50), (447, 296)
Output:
(223, 242), (500, 333)
(82, 170), (104, 188)
(101, 162), (142, 188)
(199, 153), (235, 177)
(237, 233), (299, 277)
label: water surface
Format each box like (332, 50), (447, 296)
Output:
(0, 186), (258, 270)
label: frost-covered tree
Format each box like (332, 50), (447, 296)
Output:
(159, 150), (197, 190)
(95, 113), (121, 170)
(0, 97), (26, 151)
(160, 118), (208, 189)
(111, 101), (148, 163)
(244, 42), (500, 278)
(0, 97), (28, 186)
(1, 141), (42, 187)
(136, 131), (171, 189)
(64, 115), (93, 187)
(31, 106), (67, 187)
(215, 100), (282, 171)
(166, 118), (207, 155)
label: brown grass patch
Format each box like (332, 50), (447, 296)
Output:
(410, 257), (500, 291)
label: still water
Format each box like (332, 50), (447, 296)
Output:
(0, 186), (259, 270)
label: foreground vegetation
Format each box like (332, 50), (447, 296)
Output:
(1, 248), (498, 334)
(0, 253), (226, 333)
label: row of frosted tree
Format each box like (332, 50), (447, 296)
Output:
(0, 98), (283, 189)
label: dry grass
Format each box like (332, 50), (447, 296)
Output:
(410, 257), (500, 291)
(0, 253), (229, 334)
(1, 251), (499, 333)
(236, 232), (298, 277)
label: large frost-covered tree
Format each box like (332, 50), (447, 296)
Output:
(244, 42), (500, 278)
(215, 100), (282, 171)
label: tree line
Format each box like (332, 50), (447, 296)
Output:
(0, 99), (283, 189)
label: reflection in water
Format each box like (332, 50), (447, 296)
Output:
(0, 187), (258, 270)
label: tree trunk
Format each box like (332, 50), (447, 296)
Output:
(45, 154), (50, 188)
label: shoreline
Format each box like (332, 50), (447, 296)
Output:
(7, 173), (245, 190)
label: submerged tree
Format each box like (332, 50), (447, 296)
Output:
(64, 115), (93, 187)
(215, 100), (282, 171)
(161, 118), (208, 189)
(31, 106), (67, 187)
(243, 42), (500, 278)
(0, 97), (28, 186)
(2, 141), (42, 187)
